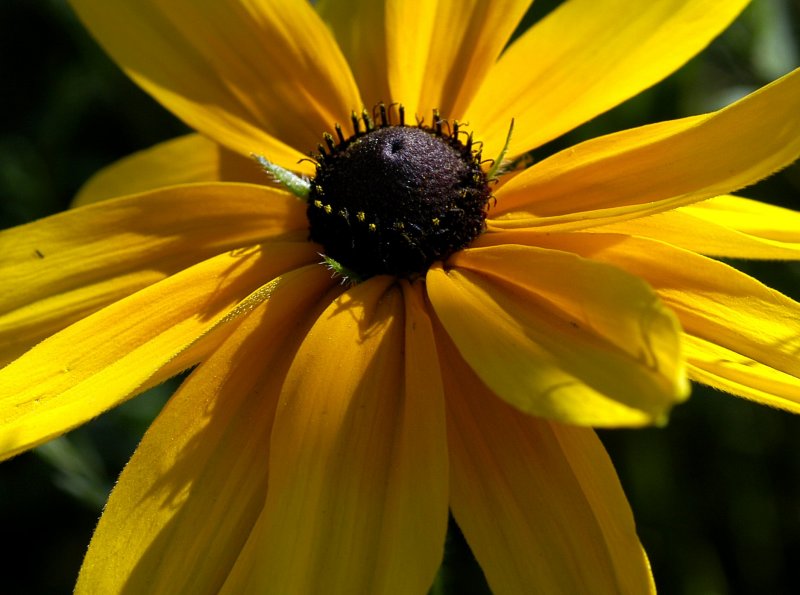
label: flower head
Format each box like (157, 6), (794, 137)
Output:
(2, 0), (800, 593)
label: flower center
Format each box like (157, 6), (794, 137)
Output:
(306, 109), (492, 279)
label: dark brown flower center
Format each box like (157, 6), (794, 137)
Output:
(307, 110), (491, 279)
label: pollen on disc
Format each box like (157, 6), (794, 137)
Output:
(307, 123), (491, 278)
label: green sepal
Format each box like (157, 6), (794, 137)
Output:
(320, 254), (363, 286)
(252, 154), (311, 200)
(486, 118), (515, 181)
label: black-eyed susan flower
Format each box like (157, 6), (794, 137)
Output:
(2, 0), (800, 592)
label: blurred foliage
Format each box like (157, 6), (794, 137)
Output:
(1, 1), (799, 593)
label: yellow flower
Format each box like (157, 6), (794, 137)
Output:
(1, 0), (799, 593)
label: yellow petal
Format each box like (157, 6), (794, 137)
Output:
(69, 0), (361, 166)
(587, 195), (800, 259)
(316, 0), (390, 112)
(73, 134), (268, 206)
(490, 68), (800, 229)
(221, 278), (449, 594)
(440, 336), (654, 594)
(427, 245), (688, 427)
(469, 0), (749, 159)
(0, 241), (319, 461)
(76, 265), (335, 595)
(507, 231), (800, 394)
(0, 183), (307, 365)
(322, 0), (444, 115)
(682, 195), (800, 243)
(685, 334), (800, 414)
(384, 0), (529, 117)
(414, 0), (531, 119)
(319, 0), (528, 117)
(383, 0), (439, 115)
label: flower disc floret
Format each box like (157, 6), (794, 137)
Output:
(307, 112), (492, 278)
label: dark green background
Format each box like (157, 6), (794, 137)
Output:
(1, 1), (799, 593)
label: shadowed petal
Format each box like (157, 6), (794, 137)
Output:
(386, 0), (528, 117)
(469, 0), (749, 159)
(221, 278), (449, 594)
(413, 0), (531, 118)
(73, 134), (268, 206)
(0, 241), (318, 460)
(439, 332), (655, 594)
(316, 0), (390, 112)
(319, 0), (529, 118)
(428, 245), (687, 427)
(0, 183), (307, 364)
(69, 0), (362, 168)
(76, 266), (336, 595)
(490, 68), (800, 229)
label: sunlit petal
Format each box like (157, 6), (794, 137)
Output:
(73, 134), (267, 206)
(549, 233), (800, 378)
(490, 68), (800, 229)
(0, 241), (318, 460)
(680, 195), (800, 243)
(685, 334), (800, 414)
(493, 231), (800, 402)
(428, 244), (687, 427)
(469, 0), (749, 158)
(69, 0), (361, 168)
(76, 266), (335, 595)
(0, 183), (306, 364)
(586, 195), (800, 259)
